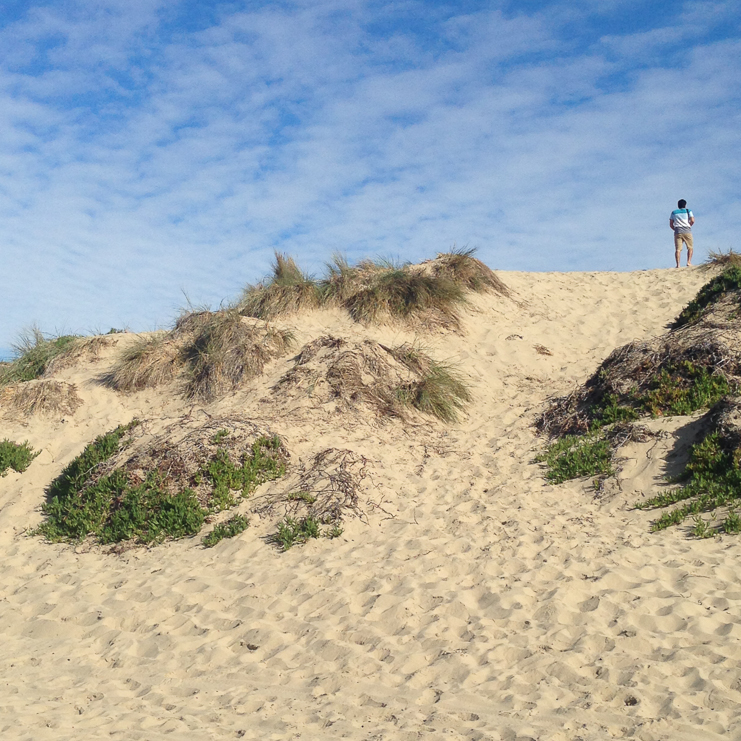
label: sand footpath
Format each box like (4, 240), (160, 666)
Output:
(2, 267), (740, 740)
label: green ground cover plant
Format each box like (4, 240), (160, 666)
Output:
(537, 433), (614, 484)
(0, 440), (39, 476)
(35, 423), (287, 546)
(202, 514), (249, 548)
(636, 431), (741, 536)
(0, 329), (79, 387)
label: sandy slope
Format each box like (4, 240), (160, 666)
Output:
(2, 267), (740, 741)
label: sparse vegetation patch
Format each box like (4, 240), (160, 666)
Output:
(537, 433), (613, 484)
(1, 380), (82, 418)
(202, 514), (249, 548)
(673, 267), (741, 328)
(0, 440), (39, 476)
(636, 398), (741, 536)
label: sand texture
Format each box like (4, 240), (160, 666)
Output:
(2, 268), (741, 740)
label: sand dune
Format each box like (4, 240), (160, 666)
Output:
(2, 267), (740, 740)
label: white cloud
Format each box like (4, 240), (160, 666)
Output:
(0, 0), (739, 350)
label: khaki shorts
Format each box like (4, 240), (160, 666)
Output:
(674, 232), (693, 251)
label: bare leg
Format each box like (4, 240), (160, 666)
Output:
(675, 249), (681, 268)
(687, 245), (693, 267)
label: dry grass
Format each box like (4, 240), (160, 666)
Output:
(103, 334), (181, 392)
(255, 448), (371, 527)
(105, 311), (293, 400)
(1, 380), (82, 418)
(183, 310), (293, 400)
(273, 336), (470, 422)
(240, 252), (322, 319)
(427, 247), (511, 297)
(237, 249), (510, 331)
(703, 249), (741, 271)
(345, 269), (465, 330)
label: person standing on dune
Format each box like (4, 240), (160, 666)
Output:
(670, 199), (695, 268)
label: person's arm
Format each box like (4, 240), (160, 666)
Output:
(670, 218), (675, 230)
(689, 215), (695, 226)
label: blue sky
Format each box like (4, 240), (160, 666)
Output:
(1, 0), (740, 356)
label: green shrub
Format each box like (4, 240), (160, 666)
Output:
(537, 433), (613, 484)
(0, 440), (39, 476)
(36, 425), (287, 546)
(202, 514), (249, 548)
(0, 329), (79, 387)
(673, 267), (741, 327)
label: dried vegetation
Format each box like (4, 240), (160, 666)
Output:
(1, 380), (82, 419)
(105, 310), (293, 400)
(273, 336), (470, 422)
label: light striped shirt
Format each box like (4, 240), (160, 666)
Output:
(670, 208), (693, 234)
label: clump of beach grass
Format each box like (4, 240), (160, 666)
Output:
(240, 252), (322, 319)
(392, 345), (472, 423)
(183, 310), (293, 400)
(103, 334), (180, 392)
(0, 439), (39, 476)
(702, 249), (741, 271)
(238, 248), (509, 331)
(105, 310), (293, 400)
(0, 329), (80, 387)
(429, 247), (511, 296)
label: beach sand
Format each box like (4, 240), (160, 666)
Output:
(2, 267), (739, 740)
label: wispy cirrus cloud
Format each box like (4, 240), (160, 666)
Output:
(0, 0), (739, 352)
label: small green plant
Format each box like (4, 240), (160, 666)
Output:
(723, 509), (741, 533)
(591, 394), (639, 429)
(325, 524), (344, 539)
(202, 514), (249, 548)
(212, 429), (230, 444)
(286, 491), (317, 504)
(272, 516), (323, 551)
(673, 267), (741, 327)
(0, 440), (39, 476)
(0, 329), (79, 387)
(537, 433), (613, 484)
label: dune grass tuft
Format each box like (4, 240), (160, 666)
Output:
(703, 249), (741, 271)
(240, 252), (322, 319)
(105, 311), (293, 399)
(430, 247), (511, 296)
(392, 345), (471, 422)
(346, 270), (465, 329)
(102, 334), (180, 392)
(0, 329), (80, 387)
(0, 439), (39, 476)
(183, 310), (294, 400)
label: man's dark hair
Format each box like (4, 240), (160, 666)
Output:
(678, 199), (687, 208)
